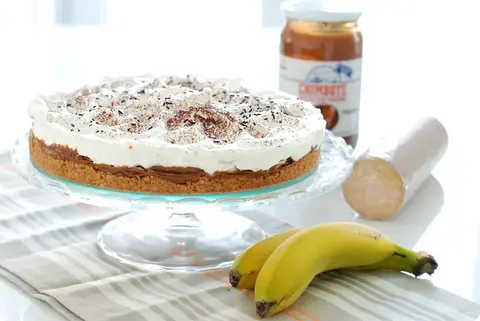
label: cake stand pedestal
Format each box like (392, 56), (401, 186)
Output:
(11, 131), (354, 271)
(98, 208), (267, 270)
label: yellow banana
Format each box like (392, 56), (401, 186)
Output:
(230, 225), (437, 292)
(254, 222), (438, 318)
(229, 228), (302, 290)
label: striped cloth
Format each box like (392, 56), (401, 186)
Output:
(0, 153), (479, 321)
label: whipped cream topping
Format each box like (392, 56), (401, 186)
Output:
(29, 74), (326, 174)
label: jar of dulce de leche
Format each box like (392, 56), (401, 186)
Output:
(279, 0), (363, 148)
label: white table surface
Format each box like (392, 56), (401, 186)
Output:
(1, 0), (480, 320)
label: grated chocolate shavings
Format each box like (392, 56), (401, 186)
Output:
(40, 74), (317, 145)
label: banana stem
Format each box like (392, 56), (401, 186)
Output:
(412, 250), (438, 276)
(345, 248), (438, 277)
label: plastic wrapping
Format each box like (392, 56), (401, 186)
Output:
(341, 116), (448, 220)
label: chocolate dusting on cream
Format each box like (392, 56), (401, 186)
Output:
(37, 74), (317, 146)
(29, 74), (325, 174)
(166, 106), (240, 143)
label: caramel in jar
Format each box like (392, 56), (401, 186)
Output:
(279, 0), (363, 148)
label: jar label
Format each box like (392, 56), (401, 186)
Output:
(279, 55), (362, 137)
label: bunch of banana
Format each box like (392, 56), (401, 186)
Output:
(228, 222), (438, 318)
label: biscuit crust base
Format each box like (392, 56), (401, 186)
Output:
(29, 134), (320, 194)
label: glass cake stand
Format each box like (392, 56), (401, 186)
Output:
(11, 130), (354, 271)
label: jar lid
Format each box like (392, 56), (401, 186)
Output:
(281, 0), (362, 23)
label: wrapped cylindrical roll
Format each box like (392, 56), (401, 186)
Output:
(341, 116), (448, 220)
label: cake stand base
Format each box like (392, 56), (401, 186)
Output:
(97, 207), (267, 271)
